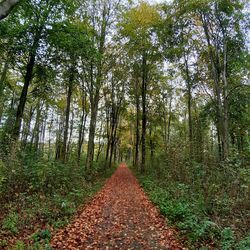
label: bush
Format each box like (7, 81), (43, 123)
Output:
(236, 234), (250, 250)
(134, 157), (249, 249)
(221, 228), (235, 250)
(11, 240), (25, 250)
(0, 150), (116, 248)
(2, 211), (19, 234)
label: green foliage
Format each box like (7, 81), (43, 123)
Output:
(221, 227), (235, 250)
(2, 211), (19, 234)
(236, 234), (250, 250)
(134, 151), (249, 248)
(31, 229), (52, 249)
(0, 150), (115, 247)
(11, 240), (25, 250)
(0, 239), (7, 248)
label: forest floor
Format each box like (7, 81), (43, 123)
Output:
(51, 163), (185, 249)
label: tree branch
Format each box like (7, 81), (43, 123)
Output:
(0, 0), (19, 20)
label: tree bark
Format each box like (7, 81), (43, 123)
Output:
(167, 94), (172, 144)
(222, 33), (229, 158)
(201, 13), (225, 160)
(22, 106), (34, 148)
(141, 51), (147, 173)
(0, 0), (19, 20)
(135, 78), (140, 169)
(0, 60), (9, 123)
(61, 71), (74, 162)
(85, 1), (109, 169)
(184, 52), (193, 158)
(12, 30), (41, 142)
(86, 93), (99, 169)
(77, 91), (87, 165)
(31, 102), (42, 152)
(66, 108), (74, 161)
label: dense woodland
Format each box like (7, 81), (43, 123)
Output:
(0, 0), (249, 249)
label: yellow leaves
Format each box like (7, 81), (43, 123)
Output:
(129, 2), (160, 28)
(119, 1), (160, 39)
(57, 96), (67, 110)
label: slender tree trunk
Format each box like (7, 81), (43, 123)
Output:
(31, 102), (42, 152)
(201, 13), (225, 160)
(77, 92), (87, 165)
(48, 113), (53, 160)
(184, 53), (193, 158)
(149, 126), (154, 162)
(12, 31), (41, 142)
(3, 90), (16, 138)
(141, 51), (147, 173)
(86, 3), (108, 169)
(86, 93), (99, 169)
(40, 105), (48, 155)
(135, 79), (140, 169)
(55, 114), (63, 160)
(109, 110), (119, 168)
(66, 108), (74, 161)
(167, 94), (172, 144)
(217, 4), (230, 158)
(96, 122), (103, 162)
(12, 54), (35, 141)
(0, 60), (9, 123)
(162, 94), (167, 148)
(62, 72), (74, 162)
(105, 103), (111, 168)
(105, 138), (111, 168)
(222, 38), (229, 158)
(22, 106), (34, 148)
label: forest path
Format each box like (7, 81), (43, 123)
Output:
(51, 163), (184, 249)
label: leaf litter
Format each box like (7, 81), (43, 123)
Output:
(51, 163), (186, 249)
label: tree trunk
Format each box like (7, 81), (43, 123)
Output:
(55, 114), (63, 161)
(86, 93), (99, 169)
(40, 104), (48, 154)
(31, 102), (42, 152)
(222, 37), (229, 158)
(22, 106), (34, 149)
(0, 60), (9, 123)
(0, 0), (19, 20)
(135, 79), (140, 169)
(167, 94), (172, 144)
(77, 92), (87, 165)
(61, 72), (74, 162)
(184, 52), (193, 158)
(109, 110), (119, 168)
(96, 122), (103, 162)
(141, 51), (147, 173)
(86, 3), (108, 169)
(201, 13), (225, 160)
(66, 108), (74, 161)
(149, 126), (154, 162)
(12, 31), (41, 142)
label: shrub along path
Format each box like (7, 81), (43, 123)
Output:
(51, 163), (184, 249)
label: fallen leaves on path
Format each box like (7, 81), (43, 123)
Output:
(51, 163), (185, 249)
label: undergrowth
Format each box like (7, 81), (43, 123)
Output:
(133, 152), (250, 249)
(0, 150), (115, 249)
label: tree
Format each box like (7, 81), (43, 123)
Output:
(9, 0), (77, 142)
(85, 0), (121, 169)
(119, 2), (161, 172)
(0, 0), (19, 20)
